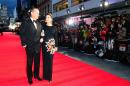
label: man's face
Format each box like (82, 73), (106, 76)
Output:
(31, 9), (39, 20)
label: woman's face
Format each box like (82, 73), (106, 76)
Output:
(45, 15), (52, 23)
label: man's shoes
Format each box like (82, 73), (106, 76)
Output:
(49, 80), (52, 84)
(28, 80), (33, 84)
(34, 77), (42, 81)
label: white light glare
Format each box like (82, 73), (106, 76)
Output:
(104, 1), (109, 6)
(68, 19), (74, 25)
(100, 3), (103, 7)
(81, 6), (85, 10)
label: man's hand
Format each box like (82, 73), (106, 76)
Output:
(23, 45), (27, 48)
(41, 30), (45, 36)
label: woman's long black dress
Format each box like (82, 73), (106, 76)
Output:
(42, 25), (58, 82)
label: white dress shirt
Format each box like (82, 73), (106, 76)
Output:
(30, 17), (37, 29)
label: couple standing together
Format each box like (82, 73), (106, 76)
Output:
(20, 7), (58, 84)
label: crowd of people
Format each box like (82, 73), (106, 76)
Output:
(57, 14), (130, 61)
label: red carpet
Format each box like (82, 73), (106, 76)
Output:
(0, 32), (130, 86)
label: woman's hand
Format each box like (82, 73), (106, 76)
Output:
(55, 47), (58, 51)
(40, 38), (44, 43)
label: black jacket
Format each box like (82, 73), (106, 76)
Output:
(20, 18), (42, 52)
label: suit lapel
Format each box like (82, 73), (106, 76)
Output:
(36, 22), (40, 31)
(29, 19), (37, 31)
(37, 22), (42, 35)
(28, 19), (41, 36)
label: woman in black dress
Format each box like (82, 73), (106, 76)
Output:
(40, 13), (58, 82)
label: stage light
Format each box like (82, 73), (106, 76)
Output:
(100, 0), (109, 7)
(104, 1), (109, 7)
(67, 9), (70, 14)
(100, 3), (103, 7)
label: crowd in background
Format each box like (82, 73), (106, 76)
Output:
(56, 14), (130, 54)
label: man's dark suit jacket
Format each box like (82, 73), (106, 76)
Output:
(20, 18), (42, 52)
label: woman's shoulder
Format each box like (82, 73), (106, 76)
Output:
(42, 24), (47, 30)
(53, 26), (57, 30)
(52, 26), (57, 32)
(42, 25), (56, 29)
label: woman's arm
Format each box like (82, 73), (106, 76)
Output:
(54, 27), (58, 47)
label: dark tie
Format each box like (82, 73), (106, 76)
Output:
(33, 20), (36, 23)
(33, 20), (37, 29)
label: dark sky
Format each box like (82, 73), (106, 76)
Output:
(0, 0), (17, 17)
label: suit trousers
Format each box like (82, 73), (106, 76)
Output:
(25, 46), (40, 80)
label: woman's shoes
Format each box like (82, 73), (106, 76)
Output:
(34, 76), (42, 81)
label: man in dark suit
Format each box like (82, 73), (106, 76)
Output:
(20, 7), (42, 84)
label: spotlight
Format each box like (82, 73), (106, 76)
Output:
(67, 9), (70, 14)
(104, 1), (109, 7)
(78, 5), (85, 11)
(81, 5), (85, 10)
(100, 3), (103, 7)
(68, 19), (74, 25)
(100, 0), (109, 7)
(66, 18), (74, 26)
